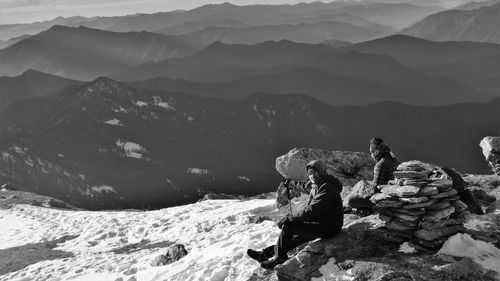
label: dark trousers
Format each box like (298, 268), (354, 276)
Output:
(263, 221), (337, 259)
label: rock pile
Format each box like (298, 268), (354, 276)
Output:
(370, 162), (467, 250)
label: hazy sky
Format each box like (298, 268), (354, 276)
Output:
(0, 0), (324, 25)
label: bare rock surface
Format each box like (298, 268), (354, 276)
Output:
(275, 148), (373, 186)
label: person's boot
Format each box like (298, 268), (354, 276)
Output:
(260, 256), (287, 270)
(247, 249), (269, 263)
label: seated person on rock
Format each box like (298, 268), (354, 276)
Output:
(247, 160), (344, 269)
(370, 137), (398, 187)
(345, 137), (398, 213)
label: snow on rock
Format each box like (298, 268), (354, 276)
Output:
(153, 96), (175, 110)
(398, 242), (416, 254)
(83, 185), (117, 197)
(0, 199), (280, 281)
(104, 118), (124, 126)
(187, 167), (209, 175)
(438, 233), (500, 277)
(238, 176), (250, 182)
(135, 101), (148, 107)
(116, 139), (146, 159)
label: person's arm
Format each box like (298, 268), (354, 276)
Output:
(292, 183), (337, 222)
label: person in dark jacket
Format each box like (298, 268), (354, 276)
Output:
(247, 160), (344, 269)
(370, 137), (398, 187)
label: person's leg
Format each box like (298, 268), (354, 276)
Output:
(276, 221), (324, 259)
(261, 221), (325, 269)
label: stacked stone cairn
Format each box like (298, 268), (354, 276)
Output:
(370, 163), (468, 250)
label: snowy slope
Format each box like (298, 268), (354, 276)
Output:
(0, 199), (281, 281)
(1, 198), (500, 281)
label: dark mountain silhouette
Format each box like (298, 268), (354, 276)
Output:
(178, 21), (393, 45)
(0, 25), (201, 80)
(0, 70), (82, 111)
(115, 40), (490, 105)
(1, 78), (499, 209)
(0, 34), (30, 50)
(341, 35), (500, 95)
(401, 3), (500, 43)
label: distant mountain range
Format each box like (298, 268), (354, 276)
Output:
(402, 2), (500, 43)
(1, 78), (499, 209)
(341, 35), (500, 95)
(0, 1), (442, 41)
(0, 25), (200, 80)
(178, 21), (393, 45)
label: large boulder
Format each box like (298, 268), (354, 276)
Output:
(275, 148), (374, 186)
(480, 136), (500, 175)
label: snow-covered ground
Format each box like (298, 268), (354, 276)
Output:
(1, 199), (500, 281)
(0, 199), (281, 281)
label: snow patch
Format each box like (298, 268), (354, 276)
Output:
(135, 101), (148, 107)
(0, 199), (280, 281)
(313, 257), (355, 281)
(187, 167), (209, 175)
(238, 176), (250, 182)
(84, 185), (117, 196)
(153, 96), (175, 110)
(10, 145), (27, 155)
(116, 139), (146, 159)
(438, 233), (500, 277)
(104, 118), (124, 126)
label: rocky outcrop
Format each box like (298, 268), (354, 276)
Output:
(150, 244), (188, 267)
(275, 148), (374, 186)
(480, 137), (500, 175)
(263, 214), (498, 281)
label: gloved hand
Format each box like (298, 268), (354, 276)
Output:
(277, 215), (291, 229)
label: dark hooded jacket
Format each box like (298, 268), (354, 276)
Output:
(292, 160), (344, 235)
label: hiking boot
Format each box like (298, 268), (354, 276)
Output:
(247, 249), (269, 263)
(260, 256), (287, 270)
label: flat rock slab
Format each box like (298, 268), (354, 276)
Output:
(403, 200), (435, 209)
(380, 185), (420, 197)
(414, 225), (464, 241)
(392, 212), (420, 222)
(417, 186), (439, 196)
(421, 218), (465, 230)
(377, 200), (405, 208)
(370, 192), (394, 203)
(427, 179), (453, 188)
(422, 206), (456, 221)
(394, 170), (428, 179)
(399, 196), (429, 204)
(430, 189), (458, 200)
(425, 201), (451, 210)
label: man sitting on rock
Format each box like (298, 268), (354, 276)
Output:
(247, 160), (344, 269)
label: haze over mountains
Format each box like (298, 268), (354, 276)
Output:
(1, 0), (499, 209)
(402, 2), (500, 43)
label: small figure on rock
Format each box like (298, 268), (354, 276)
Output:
(247, 160), (343, 269)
